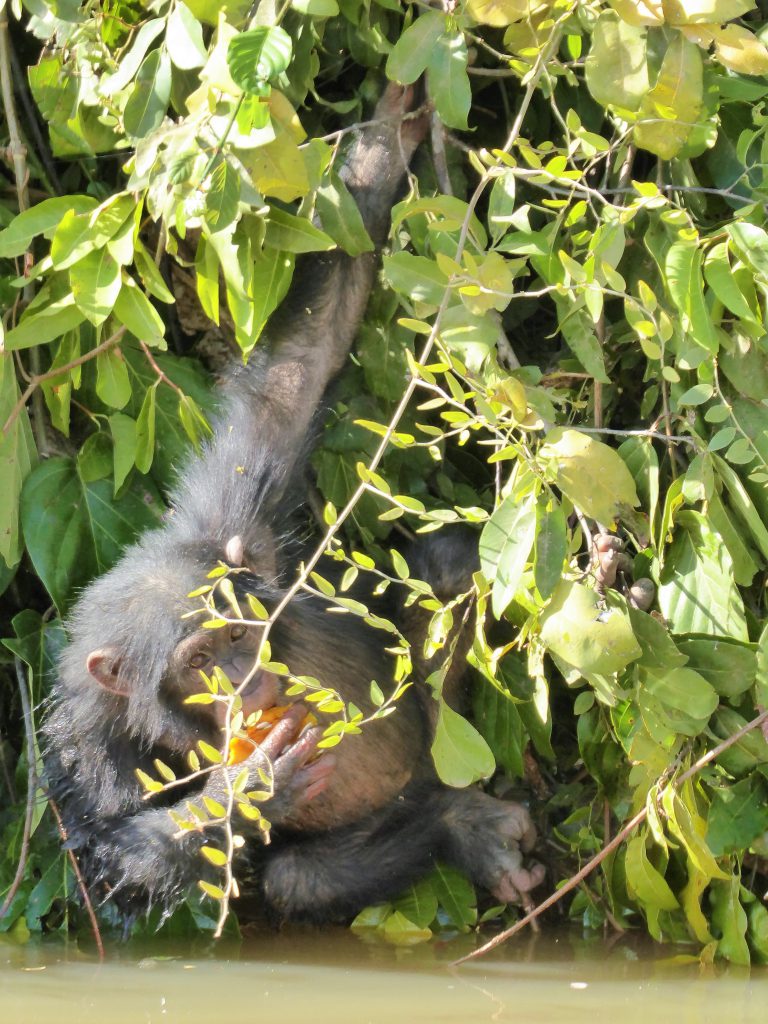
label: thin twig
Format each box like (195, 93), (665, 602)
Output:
(575, 425), (699, 448)
(48, 798), (105, 960)
(0, 659), (38, 921)
(2, 326), (127, 437)
(140, 339), (183, 395)
(430, 112), (453, 196)
(452, 707), (768, 966)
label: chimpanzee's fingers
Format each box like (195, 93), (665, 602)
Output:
(256, 704), (308, 761)
(294, 756), (337, 805)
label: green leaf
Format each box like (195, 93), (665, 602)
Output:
(728, 221), (768, 282)
(4, 297), (85, 352)
(393, 877), (439, 929)
(675, 637), (756, 699)
(264, 207), (336, 253)
(135, 243), (175, 303)
(634, 33), (703, 159)
(707, 777), (768, 857)
(642, 665), (718, 722)
(20, 457), (163, 612)
(658, 510), (748, 640)
(711, 875), (750, 966)
(473, 680), (525, 777)
(556, 301), (610, 382)
(123, 49), (172, 138)
(664, 241), (718, 353)
(431, 863), (477, 929)
(315, 171), (374, 257)
(625, 833), (679, 911)
(70, 248), (122, 325)
(109, 413), (137, 492)
(135, 385), (157, 475)
(539, 582), (641, 678)
(0, 195), (96, 257)
(0, 354), (37, 569)
(290, 0), (339, 13)
(166, 2), (207, 70)
(479, 489), (536, 618)
(382, 252), (448, 307)
(431, 700), (496, 787)
(101, 18), (166, 95)
(242, 249), (294, 355)
(427, 32), (471, 130)
(704, 241), (761, 327)
(386, 12), (444, 85)
(585, 11), (648, 112)
(204, 161), (240, 234)
(114, 278), (166, 347)
(534, 498), (567, 600)
(96, 348), (131, 410)
(227, 27), (292, 93)
(539, 427), (639, 527)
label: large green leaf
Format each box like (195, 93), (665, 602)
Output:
(0, 196), (96, 257)
(634, 33), (703, 159)
(658, 511), (748, 639)
(479, 489), (536, 619)
(431, 700), (496, 787)
(585, 11), (648, 112)
(428, 32), (471, 130)
(539, 427), (639, 527)
(70, 248), (122, 325)
(539, 582), (641, 677)
(123, 49), (172, 138)
(386, 12), (444, 84)
(20, 457), (164, 612)
(664, 241), (719, 353)
(227, 26), (292, 93)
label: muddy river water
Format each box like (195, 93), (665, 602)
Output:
(1, 927), (766, 1024)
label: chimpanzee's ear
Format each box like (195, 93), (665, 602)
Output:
(86, 649), (130, 696)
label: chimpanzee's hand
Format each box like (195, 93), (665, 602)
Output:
(242, 704), (336, 826)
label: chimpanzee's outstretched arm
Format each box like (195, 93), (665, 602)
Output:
(172, 87), (426, 544)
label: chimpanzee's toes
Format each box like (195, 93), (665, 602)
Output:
(492, 859), (546, 904)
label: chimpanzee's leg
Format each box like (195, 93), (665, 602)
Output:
(260, 783), (543, 923)
(261, 787), (443, 923)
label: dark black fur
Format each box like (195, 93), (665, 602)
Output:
(44, 87), (544, 927)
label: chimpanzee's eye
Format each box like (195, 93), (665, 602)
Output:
(230, 624), (247, 642)
(189, 650), (211, 670)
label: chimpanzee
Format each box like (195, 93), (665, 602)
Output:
(44, 84), (545, 926)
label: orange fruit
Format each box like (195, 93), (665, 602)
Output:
(227, 705), (315, 764)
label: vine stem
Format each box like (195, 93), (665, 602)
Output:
(0, 660), (37, 922)
(451, 706), (768, 967)
(1, 326), (126, 437)
(0, 9), (48, 453)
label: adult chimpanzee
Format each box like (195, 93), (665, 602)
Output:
(44, 84), (545, 926)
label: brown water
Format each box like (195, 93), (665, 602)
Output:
(1, 927), (766, 1024)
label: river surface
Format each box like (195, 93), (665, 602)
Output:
(1, 927), (766, 1024)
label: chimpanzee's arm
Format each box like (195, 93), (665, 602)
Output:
(73, 706), (333, 913)
(172, 87), (426, 543)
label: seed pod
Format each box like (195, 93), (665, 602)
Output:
(595, 547), (620, 589)
(629, 578), (655, 612)
(594, 534), (624, 554)
(615, 552), (634, 576)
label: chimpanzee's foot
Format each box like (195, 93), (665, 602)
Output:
(440, 788), (545, 903)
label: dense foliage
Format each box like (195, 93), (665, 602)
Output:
(2, 0), (768, 961)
